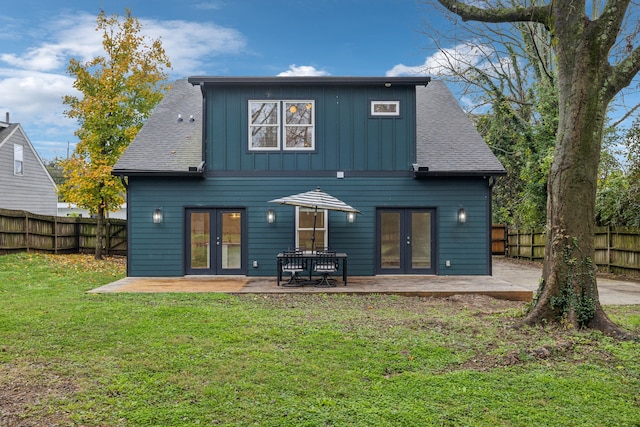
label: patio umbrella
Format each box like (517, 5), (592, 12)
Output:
(269, 187), (361, 252)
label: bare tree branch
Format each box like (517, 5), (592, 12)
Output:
(435, 0), (552, 27)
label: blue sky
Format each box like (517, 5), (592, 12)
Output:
(2, 0), (453, 160)
(1, 1), (638, 161)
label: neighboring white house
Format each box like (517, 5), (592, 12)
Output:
(57, 202), (127, 219)
(0, 114), (57, 216)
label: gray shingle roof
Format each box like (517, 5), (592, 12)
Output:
(113, 79), (203, 175)
(114, 78), (504, 177)
(415, 80), (505, 175)
(0, 123), (20, 143)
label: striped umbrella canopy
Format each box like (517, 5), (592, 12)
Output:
(269, 187), (360, 252)
(269, 187), (361, 213)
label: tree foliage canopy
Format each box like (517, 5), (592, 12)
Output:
(60, 9), (171, 215)
(60, 9), (171, 259)
(597, 119), (640, 226)
(423, 0), (639, 230)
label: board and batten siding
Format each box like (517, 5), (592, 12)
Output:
(126, 176), (492, 277)
(205, 85), (416, 172)
(0, 127), (57, 216)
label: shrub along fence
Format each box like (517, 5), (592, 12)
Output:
(507, 226), (640, 278)
(0, 208), (126, 256)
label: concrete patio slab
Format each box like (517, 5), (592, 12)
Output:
(90, 259), (533, 301)
(88, 257), (640, 304)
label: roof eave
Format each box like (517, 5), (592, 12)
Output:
(414, 170), (507, 178)
(112, 169), (205, 178)
(188, 76), (431, 87)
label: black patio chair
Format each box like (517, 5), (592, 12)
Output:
(313, 250), (338, 287)
(281, 250), (307, 286)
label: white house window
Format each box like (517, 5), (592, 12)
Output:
(249, 101), (280, 150)
(296, 207), (327, 252)
(284, 101), (314, 150)
(249, 100), (315, 151)
(14, 144), (24, 175)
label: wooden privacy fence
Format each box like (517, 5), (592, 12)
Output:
(507, 226), (640, 278)
(491, 224), (508, 255)
(0, 208), (126, 256)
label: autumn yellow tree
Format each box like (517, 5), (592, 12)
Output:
(61, 9), (171, 259)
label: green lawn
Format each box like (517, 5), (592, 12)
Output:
(1, 253), (639, 426)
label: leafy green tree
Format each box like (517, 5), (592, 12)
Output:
(595, 125), (631, 226)
(422, 6), (557, 229)
(44, 158), (66, 187)
(596, 170), (631, 226)
(60, 9), (171, 259)
(436, 0), (640, 337)
(596, 118), (640, 227)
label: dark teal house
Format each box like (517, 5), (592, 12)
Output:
(113, 76), (505, 278)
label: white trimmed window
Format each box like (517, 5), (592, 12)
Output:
(249, 101), (279, 150)
(249, 100), (315, 151)
(14, 144), (24, 175)
(296, 207), (328, 253)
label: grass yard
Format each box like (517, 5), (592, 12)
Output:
(1, 253), (639, 426)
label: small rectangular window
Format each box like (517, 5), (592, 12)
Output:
(14, 144), (24, 175)
(370, 100), (400, 117)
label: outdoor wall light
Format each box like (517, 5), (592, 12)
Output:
(458, 208), (466, 224)
(347, 212), (356, 223)
(152, 208), (163, 224)
(267, 209), (276, 224)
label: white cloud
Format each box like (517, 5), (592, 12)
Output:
(0, 12), (247, 76)
(142, 18), (247, 76)
(0, 11), (248, 159)
(386, 42), (490, 77)
(277, 65), (330, 77)
(1, 14), (102, 71)
(194, 1), (226, 10)
(0, 69), (80, 158)
(0, 69), (78, 118)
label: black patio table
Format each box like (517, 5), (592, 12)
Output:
(277, 252), (348, 286)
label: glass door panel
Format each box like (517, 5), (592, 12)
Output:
(380, 212), (401, 269)
(221, 212), (242, 270)
(190, 212), (211, 270)
(411, 212), (431, 269)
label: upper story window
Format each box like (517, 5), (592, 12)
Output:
(14, 144), (24, 175)
(249, 100), (315, 151)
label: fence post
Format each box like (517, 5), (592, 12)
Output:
(76, 216), (81, 254)
(528, 230), (533, 261)
(607, 225), (612, 273)
(25, 212), (30, 253)
(105, 219), (110, 256)
(54, 215), (58, 255)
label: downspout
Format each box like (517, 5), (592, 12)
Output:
(487, 176), (499, 275)
(119, 175), (131, 277)
(198, 83), (207, 175)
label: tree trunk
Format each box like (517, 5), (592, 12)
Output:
(432, 0), (640, 339)
(520, 14), (627, 337)
(95, 204), (104, 261)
